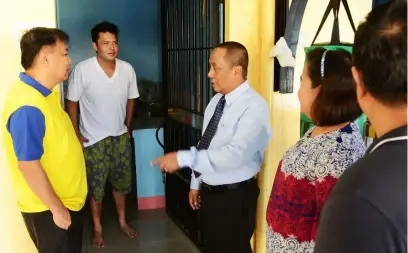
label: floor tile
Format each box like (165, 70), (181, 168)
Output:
(117, 240), (201, 253)
(82, 194), (201, 253)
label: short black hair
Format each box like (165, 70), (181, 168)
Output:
(20, 27), (69, 70)
(307, 48), (362, 126)
(91, 21), (119, 43)
(353, 0), (407, 106)
(216, 41), (249, 79)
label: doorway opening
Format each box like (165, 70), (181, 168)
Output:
(56, 0), (224, 252)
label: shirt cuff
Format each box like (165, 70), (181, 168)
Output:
(190, 175), (201, 190)
(177, 150), (194, 168)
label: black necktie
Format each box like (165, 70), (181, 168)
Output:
(194, 96), (226, 178)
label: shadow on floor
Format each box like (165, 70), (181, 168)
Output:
(81, 191), (201, 253)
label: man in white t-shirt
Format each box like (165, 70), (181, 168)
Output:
(66, 21), (139, 249)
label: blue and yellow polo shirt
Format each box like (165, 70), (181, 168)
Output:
(2, 73), (87, 213)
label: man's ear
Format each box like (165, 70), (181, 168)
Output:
(352, 66), (367, 100)
(37, 46), (51, 66)
(233, 65), (243, 77)
(92, 42), (98, 52)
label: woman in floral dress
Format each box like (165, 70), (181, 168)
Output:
(266, 48), (366, 252)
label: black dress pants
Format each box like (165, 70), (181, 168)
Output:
(21, 209), (84, 253)
(200, 178), (260, 253)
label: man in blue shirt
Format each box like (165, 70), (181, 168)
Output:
(152, 41), (272, 253)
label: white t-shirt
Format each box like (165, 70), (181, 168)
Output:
(66, 57), (139, 147)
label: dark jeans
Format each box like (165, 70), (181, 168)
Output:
(22, 209), (84, 253)
(200, 178), (260, 253)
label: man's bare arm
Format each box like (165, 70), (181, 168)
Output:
(18, 161), (65, 212)
(126, 99), (135, 132)
(19, 160), (71, 229)
(65, 100), (79, 134)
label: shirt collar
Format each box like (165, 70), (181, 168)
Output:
(19, 72), (52, 97)
(366, 125), (407, 154)
(224, 80), (250, 106)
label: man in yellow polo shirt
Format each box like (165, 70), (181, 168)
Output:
(1, 27), (87, 253)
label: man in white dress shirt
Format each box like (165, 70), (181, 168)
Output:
(152, 41), (271, 253)
(66, 21), (139, 249)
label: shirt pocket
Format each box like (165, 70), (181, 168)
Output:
(217, 120), (235, 142)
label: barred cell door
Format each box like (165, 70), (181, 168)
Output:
(161, 0), (224, 249)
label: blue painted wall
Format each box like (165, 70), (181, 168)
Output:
(132, 129), (165, 198)
(56, 0), (162, 99)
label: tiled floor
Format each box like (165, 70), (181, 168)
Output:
(81, 195), (201, 253)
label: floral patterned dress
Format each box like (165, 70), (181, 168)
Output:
(266, 123), (366, 252)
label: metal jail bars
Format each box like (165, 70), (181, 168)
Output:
(161, 0), (224, 250)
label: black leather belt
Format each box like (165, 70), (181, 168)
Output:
(201, 177), (256, 193)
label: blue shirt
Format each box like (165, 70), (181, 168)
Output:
(177, 81), (272, 189)
(6, 73), (51, 161)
